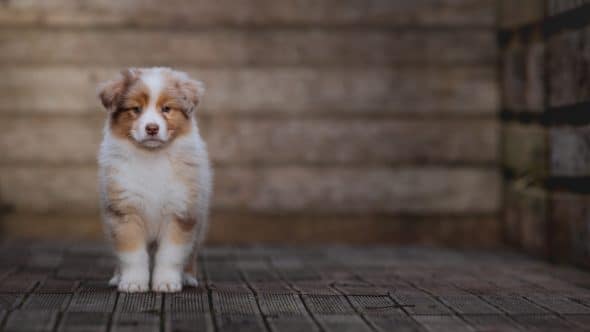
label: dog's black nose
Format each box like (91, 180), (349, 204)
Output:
(146, 123), (159, 136)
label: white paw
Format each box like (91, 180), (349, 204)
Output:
(118, 280), (149, 292)
(183, 273), (199, 287)
(108, 274), (120, 286)
(152, 281), (182, 292)
(152, 269), (182, 292)
(118, 271), (149, 293)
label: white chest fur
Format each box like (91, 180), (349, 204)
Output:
(114, 151), (188, 223)
(98, 133), (204, 238)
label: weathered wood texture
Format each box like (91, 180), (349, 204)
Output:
(0, 243), (589, 331)
(0, 0), (499, 243)
(0, 166), (500, 214)
(1, 213), (502, 247)
(503, 183), (548, 256)
(499, 0), (545, 28)
(547, 0), (590, 16)
(0, 117), (499, 165)
(501, 1), (590, 267)
(0, 0), (496, 27)
(0, 66), (499, 115)
(550, 126), (590, 176)
(502, 37), (545, 112)
(547, 28), (589, 108)
(551, 192), (590, 267)
(502, 123), (547, 177)
(0, 29), (497, 66)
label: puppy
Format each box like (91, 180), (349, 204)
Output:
(97, 67), (212, 292)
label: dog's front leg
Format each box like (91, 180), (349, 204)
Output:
(110, 215), (150, 292)
(152, 216), (195, 292)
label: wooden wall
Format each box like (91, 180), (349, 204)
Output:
(0, 0), (500, 245)
(501, 0), (590, 266)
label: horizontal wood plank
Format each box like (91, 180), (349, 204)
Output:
(0, 66), (499, 115)
(0, 166), (500, 214)
(0, 0), (496, 27)
(202, 118), (499, 165)
(0, 116), (499, 165)
(0, 29), (496, 66)
(215, 166), (500, 213)
(0, 166), (98, 214)
(0, 116), (102, 165)
(1, 212), (501, 246)
(499, 0), (545, 28)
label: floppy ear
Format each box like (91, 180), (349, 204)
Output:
(179, 79), (205, 114)
(97, 69), (137, 111)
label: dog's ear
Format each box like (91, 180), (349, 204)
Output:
(97, 69), (138, 111)
(179, 78), (205, 115)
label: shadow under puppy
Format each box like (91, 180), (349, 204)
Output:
(97, 67), (212, 292)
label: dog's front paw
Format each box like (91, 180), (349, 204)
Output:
(118, 279), (149, 292)
(118, 281), (149, 292)
(118, 271), (149, 292)
(183, 273), (199, 287)
(152, 269), (182, 292)
(108, 273), (121, 286)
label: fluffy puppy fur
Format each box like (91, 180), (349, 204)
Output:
(97, 67), (212, 293)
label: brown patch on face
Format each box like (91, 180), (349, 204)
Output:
(98, 69), (140, 110)
(109, 81), (150, 141)
(110, 214), (147, 252)
(156, 87), (193, 141)
(169, 215), (196, 245)
(98, 69), (150, 142)
(109, 110), (137, 141)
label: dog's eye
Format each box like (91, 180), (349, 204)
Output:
(128, 107), (141, 114)
(162, 106), (171, 113)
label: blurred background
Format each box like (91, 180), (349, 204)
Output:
(0, 1), (573, 252)
(0, 0), (499, 245)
